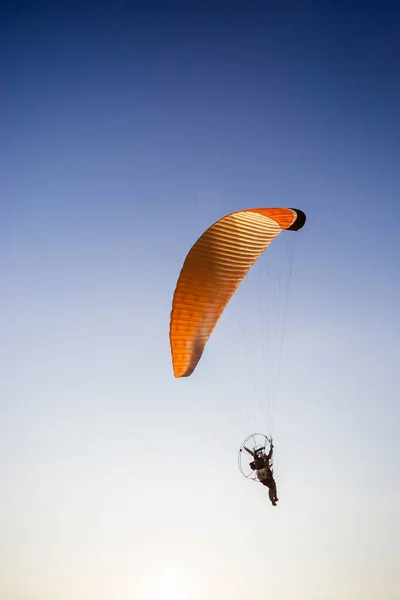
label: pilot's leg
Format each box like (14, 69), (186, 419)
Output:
(271, 480), (278, 502)
(268, 486), (277, 506)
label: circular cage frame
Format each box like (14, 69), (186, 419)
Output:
(238, 432), (273, 482)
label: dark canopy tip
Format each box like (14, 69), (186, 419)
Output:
(287, 208), (306, 231)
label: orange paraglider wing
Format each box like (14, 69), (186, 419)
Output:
(169, 207), (306, 378)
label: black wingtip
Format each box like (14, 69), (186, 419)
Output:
(287, 208), (306, 231)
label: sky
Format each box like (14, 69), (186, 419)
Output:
(1, 1), (400, 599)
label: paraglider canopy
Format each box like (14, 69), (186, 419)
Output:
(169, 207), (306, 378)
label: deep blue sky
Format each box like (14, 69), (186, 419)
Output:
(1, 3), (400, 599)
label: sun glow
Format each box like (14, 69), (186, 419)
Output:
(155, 565), (187, 600)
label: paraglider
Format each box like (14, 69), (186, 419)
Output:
(239, 433), (278, 506)
(170, 207), (306, 506)
(169, 207), (306, 378)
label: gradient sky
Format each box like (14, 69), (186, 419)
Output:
(2, 2), (400, 599)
